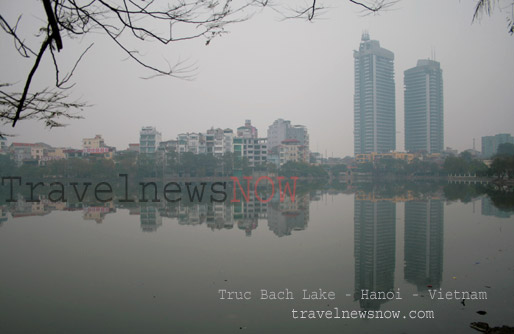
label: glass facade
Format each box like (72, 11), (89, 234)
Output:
(354, 33), (396, 155)
(404, 60), (444, 153)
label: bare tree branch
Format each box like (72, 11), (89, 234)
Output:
(472, 0), (514, 34)
(349, 0), (384, 12)
(43, 0), (63, 50)
(1, 84), (87, 138)
(1, 0), (396, 133)
(473, 0), (495, 22)
(50, 42), (94, 89)
(12, 37), (52, 127)
(0, 15), (37, 57)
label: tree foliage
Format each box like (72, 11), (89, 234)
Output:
(279, 161), (328, 178)
(443, 153), (488, 175)
(490, 155), (514, 179)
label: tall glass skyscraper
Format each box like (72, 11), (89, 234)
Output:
(404, 59), (444, 153)
(353, 33), (396, 155)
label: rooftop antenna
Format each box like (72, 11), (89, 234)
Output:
(362, 30), (370, 41)
(429, 46), (437, 61)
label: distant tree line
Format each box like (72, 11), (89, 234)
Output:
(444, 143), (514, 179)
(356, 157), (441, 177)
(0, 151), (331, 179)
(353, 143), (514, 180)
(3, 143), (513, 181)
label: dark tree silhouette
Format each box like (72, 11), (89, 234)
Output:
(0, 0), (389, 137)
(473, 0), (514, 34)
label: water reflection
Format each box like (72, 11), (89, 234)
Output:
(267, 194), (309, 237)
(140, 205), (163, 232)
(353, 195), (396, 310)
(0, 183), (512, 231)
(482, 197), (513, 218)
(0, 205), (7, 226)
(0, 182), (513, 332)
(404, 199), (444, 291)
(83, 202), (116, 223)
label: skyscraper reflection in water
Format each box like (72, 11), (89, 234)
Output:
(404, 199), (444, 290)
(353, 194), (396, 310)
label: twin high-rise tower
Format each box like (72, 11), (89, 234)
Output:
(404, 60), (444, 153)
(353, 33), (444, 155)
(353, 32), (396, 155)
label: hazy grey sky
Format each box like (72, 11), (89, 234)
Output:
(1, 0), (514, 157)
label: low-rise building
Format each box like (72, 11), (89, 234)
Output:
(81, 134), (115, 159)
(177, 133), (206, 154)
(206, 128), (234, 157)
(64, 149), (85, 159)
(279, 139), (308, 166)
(10, 143), (36, 166)
(267, 119), (309, 154)
(40, 147), (67, 164)
(310, 152), (323, 165)
(233, 137), (267, 167)
(237, 120), (258, 139)
(82, 146), (115, 159)
(82, 135), (105, 149)
(0, 138), (7, 153)
(355, 152), (416, 164)
(140, 127), (161, 154)
(128, 143), (140, 153)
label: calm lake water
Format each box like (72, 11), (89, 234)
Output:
(0, 183), (513, 333)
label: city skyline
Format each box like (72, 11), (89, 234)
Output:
(4, 119), (513, 159)
(1, 1), (513, 157)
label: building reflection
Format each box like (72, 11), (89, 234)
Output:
(207, 202), (235, 230)
(404, 199), (444, 291)
(115, 191), (307, 236)
(353, 192), (396, 310)
(140, 205), (163, 232)
(481, 197), (513, 218)
(83, 202), (116, 224)
(0, 205), (7, 226)
(10, 200), (50, 218)
(234, 191), (267, 236)
(267, 193), (309, 237)
(352, 188), (446, 309)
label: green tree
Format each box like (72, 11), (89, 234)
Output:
(330, 164), (348, 177)
(375, 157), (407, 174)
(468, 159), (488, 175)
(280, 161), (328, 178)
(459, 151), (474, 163)
(443, 155), (469, 174)
(0, 154), (16, 175)
(114, 151), (138, 175)
(490, 155), (514, 179)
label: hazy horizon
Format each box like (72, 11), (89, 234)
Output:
(1, 0), (513, 157)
